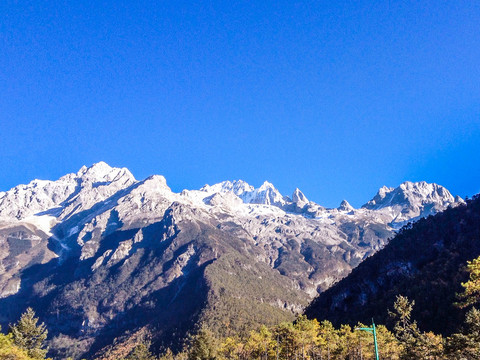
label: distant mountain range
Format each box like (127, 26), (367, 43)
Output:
(0, 162), (464, 358)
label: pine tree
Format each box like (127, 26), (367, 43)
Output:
(293, 316), (318, 360)
(273, 322), (300, 360)
(389, 295), (445, 359)
(0, 326), (36, 360)
(124, 342), (157, 360)
(456, 256), (480, 308)
(188, 327), (218, 360)
(219, 337), (244, 360)
(316, 320), (338, 360)
(245, 325), (275, 360)
(446, 307), (480, 359)
(375, 325), (402, 360)
(9, 307), (48, 359)
(158, 348), (175, 360)
(389, 295), (418, 341)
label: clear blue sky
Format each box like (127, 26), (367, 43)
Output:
(1, 1), (479, 207)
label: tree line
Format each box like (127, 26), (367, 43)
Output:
(2, 255), (480, 360)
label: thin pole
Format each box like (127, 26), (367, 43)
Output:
(372, 319), (379, 360)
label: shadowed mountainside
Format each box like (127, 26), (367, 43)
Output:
(306, 195), (480, 336)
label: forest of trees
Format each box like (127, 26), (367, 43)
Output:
(2, 254), (480, 360)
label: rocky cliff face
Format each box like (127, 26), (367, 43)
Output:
(0, 162), (463, 358)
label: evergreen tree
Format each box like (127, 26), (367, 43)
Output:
(389, 295), (418, 342)
(218, 337), (244, 360)
(389, 295), (445, 359)
(9, 308), (48, 360)
(245, 325), (275, 360)
(158, 348), (175, 360)
(446, 307), (480, 359)
(273, 322), (300, 360)
(188, 327), (218, 360)
(331, 324), (350, 359)
(456, 255), (480, 308)
(293, 316), (318, 360)
(375, 325), (402, 360)
(414, 331), (445, 360)
(316, 320), (338, 360)
(352, 322), (375, 360)
(0, 326), (36, 360)
(389, 295), (420, 358)
(124, 342), (157, 360)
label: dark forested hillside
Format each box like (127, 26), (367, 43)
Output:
(305, 195), (480, 336)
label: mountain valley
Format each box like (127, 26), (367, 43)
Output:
(0, 162), (464, 358)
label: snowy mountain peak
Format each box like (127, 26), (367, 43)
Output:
(292, 188), (308, 204)
(199, 180), (287, 206)
(246, 181), (286, 206)
(362, 181), (463, 226)
(338, 200), (354, 212)
(142, 175), (170, 191)
(77, 161), (111, 177)
(258, 181), (275, 191)
(201, 180), (254, 196)
(364, 181), (458, 210)
(77, 162), (136, 185)
(377, 185), (395, 199)
(455, 195), (466, 204)
(0, 177), (77, 220)
(0, 162), (138, 220)
(0, 164), (464, 236)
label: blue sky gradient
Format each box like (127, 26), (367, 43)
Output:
(1, 1), (479, 207)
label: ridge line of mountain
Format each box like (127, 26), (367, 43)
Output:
(0, 161), (463, 220)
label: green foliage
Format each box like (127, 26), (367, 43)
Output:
(316, 320), (339, 359)
(122, 342), (157, 360)
(158, 348), (175, 360)
(446, 307), (480, 359)
(218, 336), (243, 360)
(456, 256), (480, 308)
(293, 316), (318, 360)
(0, 330), (37, 360)
(389, 295), (419, 344)
(199, 252), (306, 340)
(375, 325), (402, 360)
(389, 295), (444, 359)
(215, 316), (403, 360)
(188, 328), (218, 360)
(244, 325), (276, 360)
(9, 308), (48, 360)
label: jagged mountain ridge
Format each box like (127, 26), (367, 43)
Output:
(0, 162), (463, 358)
(0, 162), (462, 297)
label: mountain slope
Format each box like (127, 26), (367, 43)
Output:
(305, 195), (480, 336)
(0, 162), (463, 358)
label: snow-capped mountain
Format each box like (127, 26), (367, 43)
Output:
(200, 180), (288, 207)
(362, 181), (462, 226)
(0, 162), (464, 358)
(338, 200), (354, 212)
(0, 162), (463, 297)
(0, 162), (136, 221)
